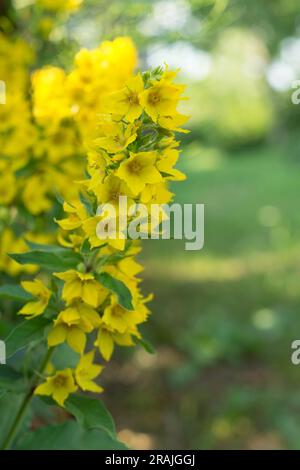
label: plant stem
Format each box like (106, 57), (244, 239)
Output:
(1, 347), (54, 451)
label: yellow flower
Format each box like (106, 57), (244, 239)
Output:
(140, 182), (173, 204)
(37, 17), (54, 39)
(83, 150), (108, 193)
(92, 174), (134, 208)
(32, 66), (70, 125)
(139, 78), (185, 122)
(83, 215), (126, 251)
(37, 0), (83, 12)
(54, 270), (108, 308)
(19, 279), (51, 318)
(156, 148), (186, 181)
(0, 229), (36, 276)
(97, 37), (138, 84)
(22, 175), (52, 215)
(94, 118), (137, 154)
(57, 232), (84, 250)
(96, 322), (140, 361)
(56, 201), (88, 231)
(47, 302), (101, 354)
(116, 151), (162, 195)
(104, 74), (144, 122)
(157, 111), (190, 133)
(34, 369), (77, 407)
(102, 297), (147, 334)
(43, 123), (80, 164)
(75, 350), (103, 392)
(0, 172), (17, 205)
(117, 256), (144, 280)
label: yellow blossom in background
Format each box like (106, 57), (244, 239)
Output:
(22, 174), (52, 215)
(0, 173), (17, 205)
(32, 67), (71, 125)
(37, 0), (83, 13)
(0, 33), (33, 91)
(66, 37), (137, 136)
(0, 36), (139, 272)
(0, 229), (36, 276)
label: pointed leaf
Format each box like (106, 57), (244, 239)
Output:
(65, 395), (116, 438)
(96, 272), (133, 310)
(0, 365), (27, 393)
(9, 250), (82, 272)
(5, 317), (51, 358)
(0, 285), (33, 302)
(15, 421), (127, 450)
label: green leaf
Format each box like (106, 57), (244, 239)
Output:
(9, 249), (83, 272)
(97, 251), (128, 268)
(139, 338), (156, 355)
(5, 317), (51, 358)
(0, 365), (27, 393)
(96, 272), (133, 310)
(0, 393), (29, 448)
(79, 191), (94, 217)
(0, 285), (33, 302)
(65, 395), (116, 438)
(52, 343), (79, 369)
(24, 240), (69, 252)
(15, 421), (127, 450)
(54, 190), (64, 205)
(80, 238), (91, 255)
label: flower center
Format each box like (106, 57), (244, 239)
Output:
(110, 190), (120, 200)
(148, 91), (160, 105)
(113, 135), (126, 146)
(52, 132), (64, 144)
(128, 92), (139, 105)
(112, 305), (124, 317)
(128, 161), (142, 174)
(53, 375), (67, 388)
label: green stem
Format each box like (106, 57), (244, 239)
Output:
(1, 347), (54, 451)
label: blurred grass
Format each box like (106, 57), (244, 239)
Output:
(103, 141), (300, 450)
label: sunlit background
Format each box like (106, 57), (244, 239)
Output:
(4, 0), (300, 449)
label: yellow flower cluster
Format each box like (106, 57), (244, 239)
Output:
(0, 36), (137, 276)
(35, 351), (103, 407)
(19, 64), (188, 406)
(6, 30), (187, 406)
(37, 0), (83, 13)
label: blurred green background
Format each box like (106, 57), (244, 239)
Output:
(8, 0), (300, 449)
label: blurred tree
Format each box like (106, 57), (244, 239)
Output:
(230, 0), (300, 55)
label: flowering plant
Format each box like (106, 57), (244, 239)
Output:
(0, 8), (188, 447)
